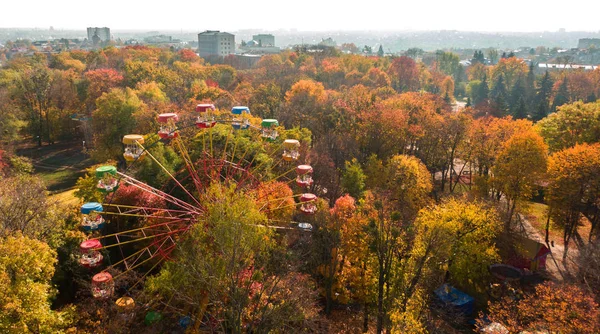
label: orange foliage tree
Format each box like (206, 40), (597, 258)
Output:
(478, 282), (600, 333)
(547, 143), (600, 251)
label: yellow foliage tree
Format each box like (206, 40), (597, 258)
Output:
(492, 130), (548, 226)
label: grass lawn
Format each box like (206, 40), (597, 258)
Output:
(49, 188), (80, 207)
(16, 140), (94, 192)
(40, 169), (86, 192)
(522, 201), (591, 247)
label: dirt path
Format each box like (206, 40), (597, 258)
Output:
(515, 213), (579, 281)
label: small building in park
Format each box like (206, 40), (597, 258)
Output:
(510, 236), (551, 272)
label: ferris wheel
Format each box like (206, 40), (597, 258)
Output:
(76, 104), (318, 312)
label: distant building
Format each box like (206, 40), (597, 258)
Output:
(252, 34), (275, 47)
(538, 63), (598, 71)
(87, 27), (111, 43)
(318, 37), (337, 47)
(144, 35), (181, 45)
(198, 30), (235, 58)
(240, 34), (280, 55)
(578, 38), (600, 49)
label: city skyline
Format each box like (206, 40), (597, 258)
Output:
(3, 0), (600, 33)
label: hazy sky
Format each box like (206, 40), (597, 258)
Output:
(3, 0), (599, 32)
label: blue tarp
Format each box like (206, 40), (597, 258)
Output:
(434, 284), (475, 316)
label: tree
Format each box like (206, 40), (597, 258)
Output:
(478, 282), (600, 333)
(90, 88), (143, 162)
(509, 78), (525, 115)
(16, 64), (53, 146)
(391, 199), (502, 330)
(552, 77), (570, 111)
(487, 48), (499, 65)
(387, 56), (420, 92)
(0, 234), (74, 333)
(490, 74), (508, 114)
(338, 195), (376, 332)
(513, 96), (528, 119)
(377, 45), (384, 57)
(368, 155), (432, 333)
(546, 144), (600, 253)
(283, 79), (327, 128)
(83, 68), (124, 111)
(0, 175), (70, 244)
(490, 57), (528, 90)
(472, 50), (485, 64)
(492, 130), (548, 226)
(533, 71), (553, 121)
(147, 182), (321, 332)
(538, 101), (600, 152)
(341, 158), (366, 200)
(474, 74), (489, 104)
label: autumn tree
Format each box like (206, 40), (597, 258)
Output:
(0, 175), (71, 244)
(90, 87), (143, 161)
(546, 144), (600, 255)
(387, 56), (420, 92)
(282, 79), (328, 131)
(0, 234), (74, 333)
(538, 101), (600, 152)
(478, 282), (600, 333)
(492, 130), (548, 226)
(83, 68), (124, 111)
(392, 199), (501, 330)
(489, 57), (528, 89)
(367, 155), (432, 333)
(146, 182), (321, 332)
(15, 63), (53, 146)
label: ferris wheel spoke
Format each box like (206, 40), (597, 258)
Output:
(173, 136), (204, 196)
(96, 221), (190, 246)
(101, 204), (196, 220)
(118, 172), (202, 214)
(136, 142), (203, 208)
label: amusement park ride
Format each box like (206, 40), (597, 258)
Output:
(76, 104), (317, 319)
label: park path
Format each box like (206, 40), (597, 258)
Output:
(514, 213), (578, 281)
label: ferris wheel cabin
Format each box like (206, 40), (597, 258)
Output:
(231, 106), (250, 130)
(80, 202), (105, 231)
(122, 135), (146, 161)
(195, 103), (217, 128)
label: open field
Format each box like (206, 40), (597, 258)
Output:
(16, 141), (93, 191)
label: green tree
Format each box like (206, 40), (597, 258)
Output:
(509, 78), (525, 115)
(341, 158), (366, 199)
(90, 88), (143, 162)
(147, 182), (320, 332)
(490, 74), (508, 114)
(475, 75), (489, 104)
(377, 45), (384, 57)
(552, 77), (570, 111)
(533, 71), (553, 121)
(16, 64), (53, 146)
(513, 97), (528, 119)
(537, 101), (600, 152)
